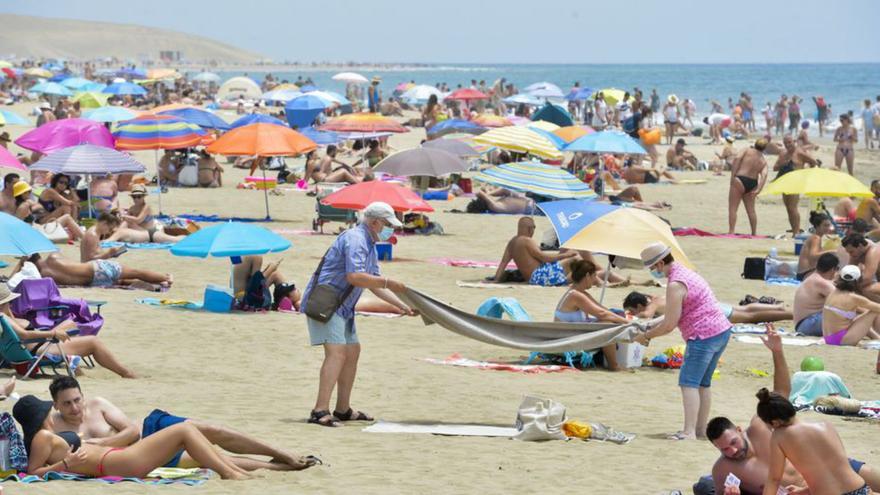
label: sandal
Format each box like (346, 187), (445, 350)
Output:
(758, 296), (780, 305)
(333, 408), (374, 422)
(739, 294), (758, 306)
(307, 410), (341, 427)
(667, 431), (694, 441)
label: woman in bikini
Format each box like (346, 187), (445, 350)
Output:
(118, 184), (182, 243)
(13, 182), (83, 243)
(797, 211), (838, 280)
(821, 265), (880, 346)
(14, 395), (251, 480)
(834, 114), (858, 175)
(38, 174), (80, 222)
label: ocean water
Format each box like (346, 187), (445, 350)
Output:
(221, 63), (880, 118)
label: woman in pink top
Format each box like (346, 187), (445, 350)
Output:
(633, 243), (731, 440)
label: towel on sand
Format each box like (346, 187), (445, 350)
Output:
(790, 371), (851, 406)
(430, 258), (516, 269)
(422, 354), (577, 374)
(0, 467), (210, 485)
(673, 227), (769, 239)
(100, 241), (174, 250)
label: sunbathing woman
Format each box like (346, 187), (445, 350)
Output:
(273, 283), (400, 314)
(622, 291), (792, 324)
(553, 259), (630, 371)
(14, 395), (251, 480)
(120, 184), (160, 233)
(797, 212), (839, 281)
(0, 285), (135, 378)
(13, 182), (83, 243)
(821, 265), (880, 346)
(82, 213), (183, 262)
(38, 174), (80, 223)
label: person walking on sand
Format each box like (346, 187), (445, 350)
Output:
(301, 202), (417, 427)
(633, 243), (732, 441)
(834, 113), (858, 175)
(728, 139), (769, 235)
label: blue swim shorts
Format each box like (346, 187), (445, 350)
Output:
(794, 312), (823, 337)
(529, 261), (568, 287)
(142, 409), (188, 467)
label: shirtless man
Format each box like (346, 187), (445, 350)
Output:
(773, 135), (821, 235)
(469, 187), (537, 215)
(665, 139), (698, 171)
(792, 253), (838, 337)
(705, 328), (879, 495)
(23, 252), (172, 290)
(0, 173), (19, 215)
(197, 150), (224, 188)
(728, 139), (769, 236)
(711, 136), (737, 174)
(48, 376), (315, 472)
(81, 213), (184, 262)
(842, 233), (880, 300)
(494, 217), (579, 286)
(854, 180), (880, 228)
(622, 163), (671, 185)
(303, 145), (360, 185)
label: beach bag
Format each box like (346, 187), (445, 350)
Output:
(303, 250), (354, 323)
(177, 165), (198, 187)
(34, 222), (69, 243)
(513, 395), (567, 441)
(741, 257), (765, 280)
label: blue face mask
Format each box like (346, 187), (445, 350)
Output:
(378, 226), (395, 241)
(650, 268), (665, 279)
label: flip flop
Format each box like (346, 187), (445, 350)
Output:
(333, 408), (374, 422)
(308, 410), (341, 427)
(667, 432), (693, 441)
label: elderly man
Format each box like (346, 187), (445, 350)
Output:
(300, 202), (415, 427)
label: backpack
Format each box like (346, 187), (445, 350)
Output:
(241, 271), (272, 310)
(741, 257), (765, 279)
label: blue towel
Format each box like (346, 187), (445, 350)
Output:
(766, 277), (800, 287)
(0, 470), (209, 485)
(100, 241), (174, 250)
(0, 260), (7, 268)
(476, 297), (532, 321)
(790, 371), (851, 406)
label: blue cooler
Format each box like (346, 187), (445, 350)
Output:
(204, 284), (234, 312)
(794, 234), (809, 255)
(376, 242), (393, 261)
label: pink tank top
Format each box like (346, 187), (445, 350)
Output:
(668, 263), (730, 341)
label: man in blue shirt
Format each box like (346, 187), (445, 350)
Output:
(301, 202), (414, 427)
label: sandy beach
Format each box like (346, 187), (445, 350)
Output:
(2, 99), (878, 494)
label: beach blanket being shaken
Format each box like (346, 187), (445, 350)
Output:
(399, 288), (649, 353)
(0, 467), (211, 485)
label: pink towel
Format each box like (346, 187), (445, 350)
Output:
(673, 228), (769, 239)
(271, 228), (325, 236)
(429, 258), (516, 269)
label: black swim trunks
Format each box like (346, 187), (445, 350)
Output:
(737, 175), (759, 193)
(643, 172), (659, 184)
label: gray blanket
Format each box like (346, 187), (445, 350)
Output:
(400, 289), (650, 353)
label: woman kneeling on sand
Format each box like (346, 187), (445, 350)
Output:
(821, 265), (880, 346)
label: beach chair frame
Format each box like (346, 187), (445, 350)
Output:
(0, 317), (74, 379)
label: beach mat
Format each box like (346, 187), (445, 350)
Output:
(100, 241), (174, 250)
(157, 214), (269, 223)
(363, 421), (517, 437)
(0, 467), (210, 485)
(456, 280), (544, 289)
(422, 354), (577, 374)
(673, 228), (769, 239)
(734, 335), (820, 346)
(430, 258), (515, 269)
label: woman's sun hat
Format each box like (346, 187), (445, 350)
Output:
(129, 184), (147, 197)
(12, 394), (53, 451)
(0, 283), (21, 305)
(640, 242), (672, 267)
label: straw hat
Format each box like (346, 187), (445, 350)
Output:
(129, 184), (147, 197)
(12, 181), (31, 198)
(371, 76), (381, 83)
(640, 242), (671, 267)
(0, 132), (10, 143)
(667, 94), (679, 104)
(0, 283), (20, 305)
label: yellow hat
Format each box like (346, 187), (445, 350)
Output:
(12, 181), (31, 198)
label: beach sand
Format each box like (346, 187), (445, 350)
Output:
(3, 104), (879, 494)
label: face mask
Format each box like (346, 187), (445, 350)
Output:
(650, 268), (665, 279)
(378, 226), (395, 241)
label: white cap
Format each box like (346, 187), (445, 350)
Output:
(362, 201), (402, 227)
(38, 102), (51, 110)
(840, 265), (861, 282)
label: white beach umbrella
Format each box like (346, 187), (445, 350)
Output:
(332, 72), (369, 84)
(401, 85), (444, 104)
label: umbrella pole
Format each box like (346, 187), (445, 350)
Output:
(87, 174), (93, 219)
(261, 164), (271, 221)
(155, 149), (164, 215)
(599, 256), (612, 305)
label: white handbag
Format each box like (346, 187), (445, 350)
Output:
(513, 395), (567, 441)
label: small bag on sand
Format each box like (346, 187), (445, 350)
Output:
(741, 257), (765, 279)
(513, 395), (567, 441)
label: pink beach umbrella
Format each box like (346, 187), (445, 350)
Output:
(0, 146), (25, 171)
(14, 118), (114, 154)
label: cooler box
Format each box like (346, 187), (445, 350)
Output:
(793, 234), (809, 255)
(204, 284), (234, 313)
(244, 176), (277, 190)
(458, 178), (472, 194)
(421, 190), (451, 201)
(615, 342), (646, 369)
(376, 242), (393, 261)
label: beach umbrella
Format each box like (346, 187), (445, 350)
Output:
(565, 87), (595, 101)
(322, 181), (433, 213)
(80, 82), (106, 92)
(421, 138), (479, 157)
(72, 91), (110, 109)
(395, 82), (415, 93)
(401, 85), (444, 104)
(170, 222), (291, 258)
(553, 125), (595, 144)
(319, 113), (408, 133)
(0, 110), (28, 126)
(60, 77), (94, 90)
(28, 82), (72, 97)
(471, 114), (513, 128)
(299, 126), (342, 146)
(15, 118), (114, 153)
(538, 200), (691, 301)
(305, 91), (349, 106)
(83, 106), (139, 123)
(592, 88), (630, 105)
(192, 72), (221, 83)
(474, 162), (594, 200)
(528, 128), (567, 150)
(503, 94), (543, 106)
(217, 77), (262, 100)
(0, 147), (25, 171)
(2, 68), (18, 79)
(427, 119), (486, 138)
(532, 103), (574, 127)
(147, 68), (182, 80)
(150, 103), (195, 113)
(445, 88), (488, 101)
(474, 126), (563, 160)
(24, 68), (53, 78)
(563, 130), (646, 155)
(103, 82), (147, 96)
(332, 72), (369, 84)
(0, 212), (59, 257)
(262, 89), (303, 103)
(116, 68), (147, 79)
(299, 84), (318, 93)
(229, 114), (288, 129)
(271, 83), (300, 92)
(760, 168), (873, 198)
(525, 82), (561, 93)
(526, 82), (565, 99)
(528, 120), (561, 132)
(158, 107), (230, 130)
(442, 133), (494, 154)
(285, 95), (328, 128)
(0, 61), (12, 69)
(373, 148), (467, 177)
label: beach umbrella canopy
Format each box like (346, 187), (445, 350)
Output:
(299, 84), (318, 93)
(113, 114), (205, 151)
(16, 118), (114, 153)
(373, 148), (467, 177)
(553, 125), (595, 143)
(532, 103), (574, 127)
(305, 91), (349, 106)
(272, 83), (300, 92)
(592, 88), (630, 105)
(103, 82), (147, 96)
(80, 82), (106, 92)
(421, 138), (479, 157)
(526, 82), (565, 99)
(0, 61), (12, 69)
(319, 113), (408, 133)
(262, 88), (303, 102)
(72, 91), (109, 109)
(299, 126), (342, 146)
(525, 82), (561, 93)
(29, 144), (146, 175)
(150, 103), (195, 113)
(332, 72), (368, 84)
(474, 126), (563, 160)
(564, 130), (646, 155)
(503, 94), (543, 106)
(0, 110), (28, 126)
(760, 168), (873, 198)
(192, 72), (221, 83)
(528, 120), (561, 132)
(0, 147), (25, 171)
(427, 119), (486, 137)
(116, 68), (147, 79)
(401, 85), (444, 104)
(28, 82), (72, 97)
(322, 181), (434, 213)
(442, 133), (494, 154)
(445, 88), (488, 101)
(286, 94), (329, 111)
(83, 106), (139, 123)
(24, 68), (53, 78)
(159, 107), (230, 130)
(217, 77), (262, 100)
(2, 68), (18, 79)
(537, 200), (692, 268)
(229, 113), (288, 129)
(60, 77), (94, 90)
(528, 127), (567, 150)
(565, 87), (595, 101)
(206, 123), (317, 157)
(170, 222), (291, 258)
(471, 114), (513, 128)
(475, 162), (594, 200)
(0, 212), (59, 256)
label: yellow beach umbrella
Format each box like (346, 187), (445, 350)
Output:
(592, 88), (630, 105)
(73, 91), (110, 109)
(272, 83), (300, 92)
(0, 61), (13, 69)
(473, 126), (562, 160)
(528, 120), (560, 132)
(760, 168), (873, 198)
(25, 68), (53, 78)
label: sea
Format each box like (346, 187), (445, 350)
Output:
(221, 63), (880, 121)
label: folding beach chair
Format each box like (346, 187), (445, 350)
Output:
(0, 317), (74, 379)
(312, 182), (357, 233)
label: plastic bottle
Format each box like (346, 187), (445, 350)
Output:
(769, 247), (778, 259)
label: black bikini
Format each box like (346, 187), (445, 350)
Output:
(737, 175), (758, 193)
(58, 431), (81, 452)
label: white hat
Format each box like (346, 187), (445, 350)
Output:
(38, 102), (51, 110)
(640, 242), (672, 267)
(363, 201), (402, 227)
(0, 283), (21, 306)
(840, 265), (861, 282)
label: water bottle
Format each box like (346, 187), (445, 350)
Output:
(769, 247), (778, 259)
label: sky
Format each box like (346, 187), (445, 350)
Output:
(2, 0), (878, 64)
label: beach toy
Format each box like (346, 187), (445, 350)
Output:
(562, 420), (592, 439)
(748, 368), (769, 378)
(800, 356), (825, 372)
(638, 127), (661, 145)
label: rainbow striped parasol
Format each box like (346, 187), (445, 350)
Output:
(113, 114), (205, 150)
(319, 113), (408, 133)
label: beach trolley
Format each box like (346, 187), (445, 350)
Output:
(312, 182), (357, 233)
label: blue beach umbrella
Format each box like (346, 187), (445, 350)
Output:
(565, 87), (595, 101)
(103, 82), (147, 96)
(170, 222), (291, 258)
(426, 119), (486, 137)
(80, 82), (106, 92)
(299, 126), (342, 146)
(285, 95), (327, 129)
(159, 107), (230, 130)
(474, 162), (595, 200)
(563, 130), (646, 154)
(83, 106), (138, 123)
(299, 84), (318, 93)
(532, 103), (574, 127)
(60, 77), (94, 90)
(29, 82), (73, 97)
(116, 68), (147, 79)
(0, 110), (29, 126)
(0, 212), (59, 256)
(229, 114), (288, 129)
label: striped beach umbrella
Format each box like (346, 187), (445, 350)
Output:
(474, 126), (563, 160)
(158, 107), (230, 130)
(553, 125), (595, 144)
(426, 119), (486, 137)
(113, 114), (205, 151)
(30, 144), (145, 175)
(474, 162), (595, 200)
(319, 113), (408, 133)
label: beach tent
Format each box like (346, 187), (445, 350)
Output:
(532, 103), (574, 127)
(217, 77), (262, 101)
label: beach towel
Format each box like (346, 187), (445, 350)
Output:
(730, 324), (790, 334)
(0, 467), (210, 485)
(430, 258), (516, 269)
(789, 371), (851, 406)
(136, 298), (402, 318)
(0, 413), (28, 472)
(672, 228), (769, 239)
(156, 214), (268, 223)
(422, 354), (577, 374)
(476, 297), (532, 321)
(399, 288), (647, 353)
(456, 280), (545, 289)
(100, 241), (174, 250)
(765, 277), (800, 287)
(734, 335), (820, 346)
